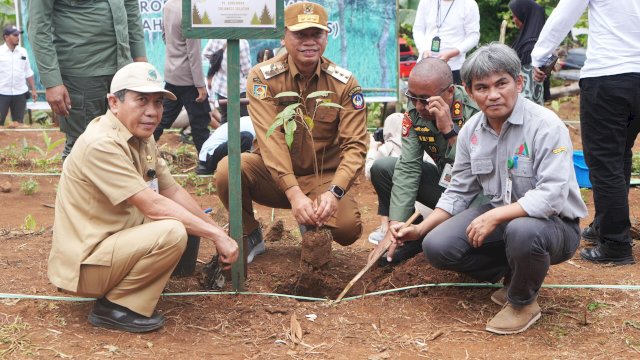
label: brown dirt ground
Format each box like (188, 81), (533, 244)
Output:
(2, 96), (640, 359)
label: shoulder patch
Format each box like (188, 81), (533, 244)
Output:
(252, 84), (268, 99)
(402, 112), (412, 137)
(452, 100), (463, 119)
(323, 64), (352, 84)
(347, 86), (362, 97)
(260, 61), (288, 79)
(351, 92), (365, 110)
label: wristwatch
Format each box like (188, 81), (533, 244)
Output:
(442, 123), (459, 140)
(328, 184), (345, 199)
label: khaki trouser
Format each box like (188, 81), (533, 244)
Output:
(75, 219), (187, 317)
(216, 153), (362, 246)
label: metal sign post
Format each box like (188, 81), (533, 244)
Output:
(183, 0), (283, 292)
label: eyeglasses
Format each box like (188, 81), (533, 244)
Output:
(405, 84), (452, 105)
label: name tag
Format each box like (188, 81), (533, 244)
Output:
(438, 163), (453, 188)
(504, 177), (512, 205)
(147, 178), (159, 193)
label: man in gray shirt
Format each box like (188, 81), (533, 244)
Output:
(386, 43), (587, 335)
(152, 0), (210, 153)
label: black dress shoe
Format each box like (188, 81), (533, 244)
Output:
(580, 244), (635, 265)
(581, 224), (600, 244)
(195, 164), (210, 175)
(378, 240), (423, 267)
(88, 298), (165, 333)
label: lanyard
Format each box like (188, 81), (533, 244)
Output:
(436, 0), (456, 31)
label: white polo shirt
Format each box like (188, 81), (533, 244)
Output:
(0, 44), (34, 96)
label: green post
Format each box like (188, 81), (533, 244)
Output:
(226, 40), (244, 291)
(183, 0), (284, 293)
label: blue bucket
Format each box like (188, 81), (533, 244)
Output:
(573, 150), (591, 189)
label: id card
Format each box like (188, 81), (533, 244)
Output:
(147, 178), (159, 193)
(504, 177), (512, 205)
(438, 163), (453, 188)
(431, 36), (441, 53)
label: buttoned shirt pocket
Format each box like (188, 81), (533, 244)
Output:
(471, 157), (498, 196)
(313, 107), (339, 141)
(511, 157), (536, 197)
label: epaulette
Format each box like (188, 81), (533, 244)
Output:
(260, 61), (288, 80)
(322, 64), (351, 84)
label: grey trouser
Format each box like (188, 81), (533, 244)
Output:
(423, 203), (580, 306)
(60, 75), (112, 158)
(0, 93), (27, 124)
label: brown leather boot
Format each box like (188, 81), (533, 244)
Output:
(486, 300), (541, 335)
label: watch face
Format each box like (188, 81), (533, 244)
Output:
(331, 185), (345, 198)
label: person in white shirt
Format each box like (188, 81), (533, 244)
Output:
(196, 116), (255, 175)
(531, 0), (640, 265)
(202, 39), (251, 125)
(0, 25), (37, 125)
(412, 0), (480, 84)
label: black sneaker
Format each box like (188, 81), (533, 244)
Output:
(378, 240), (423, 267)
(581, 223), (600, 244)
(195, 162), (210, 175)
(88, 298), (165, 333)
(580, 243), (635, 265)
(245, 227), (265, 263)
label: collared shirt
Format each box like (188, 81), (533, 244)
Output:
(389, 85), (480, 221)
(199, 116), (256, 161)
(531, 0), (640, 78)
(0, 44), (34, 95)
(203, 39), (251, 96)
(28, 0), (145, 88)
(437, 95), (588, 220)
(413, 0), (480, 70)
(246, 52), (367, 193)
(49, 111), (175, 291)
(163, 0), (205, 87)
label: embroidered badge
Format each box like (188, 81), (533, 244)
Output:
(515, 142), (529, 156)
(402, 113), (412, 137)
(471, 133), (478, 145)
(351, 93), (365, 110)
(253, 84), (268, 99)
(452, 100), (462, 118)
(552, 146), (567, 154)
(348, 86), (362, 98)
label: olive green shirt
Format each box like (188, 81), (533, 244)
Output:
(389, 85), (479, 221)
(28, 0), (146, 88)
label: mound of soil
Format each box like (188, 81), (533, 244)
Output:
(300, 227), (333, 269)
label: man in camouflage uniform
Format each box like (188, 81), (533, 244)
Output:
(370, 58), (479, 265)
(215, 2), (367, 264)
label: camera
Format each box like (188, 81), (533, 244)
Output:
(373, 128), (384, 143)
(540, 55), (558, 76)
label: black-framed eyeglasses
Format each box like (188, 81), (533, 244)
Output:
(404, 84), (452, 105)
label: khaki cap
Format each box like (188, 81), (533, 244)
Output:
(285, 2), (329, 32)
(110, 62), (176, 100)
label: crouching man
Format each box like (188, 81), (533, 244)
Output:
(49, 62), (238, 333)
(387, 43), (587, 334)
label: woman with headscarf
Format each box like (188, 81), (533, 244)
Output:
(509, 0), (549, 104)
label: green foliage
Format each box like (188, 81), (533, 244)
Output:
(31, 131), (64, 159)
(587, 301), (607, 312)
(0, 0), (16, 31)
(20, 178), (39, 195)
(22, 214), (37, 231)
(367, 102), (383, 129)
(266, 90), (343, 149)
(632, 154), (640, 174)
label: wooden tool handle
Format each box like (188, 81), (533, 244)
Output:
(334, 210), (422, 303)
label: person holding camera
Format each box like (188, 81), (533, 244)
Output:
(531, 0), (640, 265)
(369, 57), (480, 265)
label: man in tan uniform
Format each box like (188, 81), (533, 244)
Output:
(50, 62), (238, 333)
(216, 2), (368, 263)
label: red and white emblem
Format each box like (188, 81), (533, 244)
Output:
(402, 113), (412, 137)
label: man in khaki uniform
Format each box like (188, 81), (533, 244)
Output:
(50, 62), (238, 333)
(216, 2), (368, 263)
